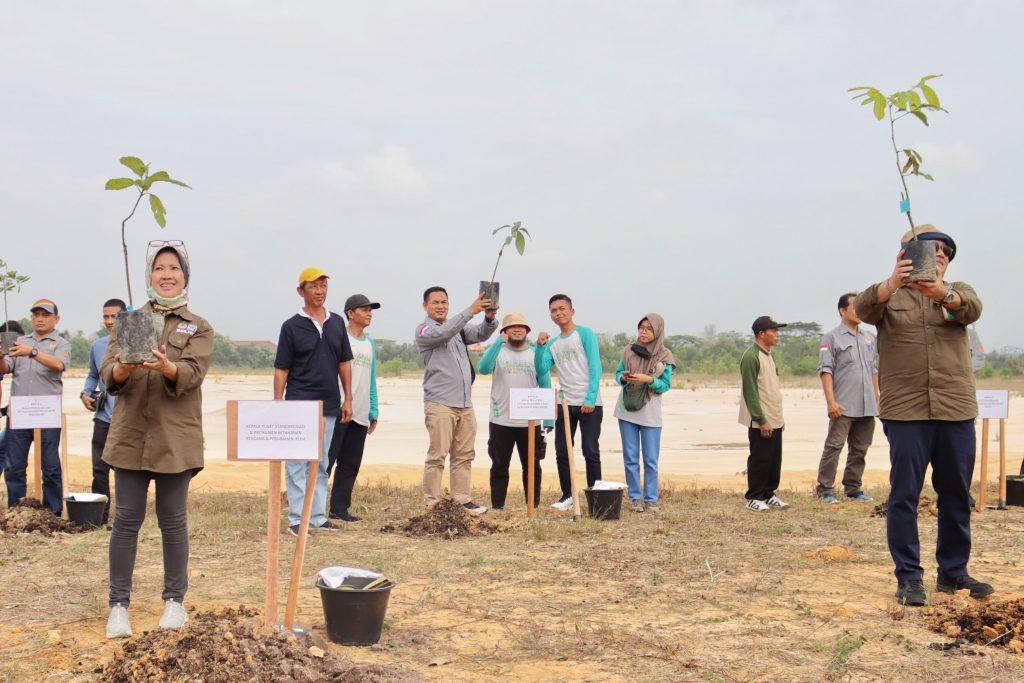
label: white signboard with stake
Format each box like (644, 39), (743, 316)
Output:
(8, 395), (62, 429)
(509, 387), (557, 421)
(975, 390), (1011, 512)
(977, 390), (1009, 420)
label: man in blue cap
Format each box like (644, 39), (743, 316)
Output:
(855, 225), (992, 606)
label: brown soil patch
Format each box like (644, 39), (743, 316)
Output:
(380, 497), (506, 538)
(807, 545), (855, 562)
(928, 597), (1024, 652)
(99, 606), (421, 682)
(871, 495), (939, 518)
(0, 498), (85, 536)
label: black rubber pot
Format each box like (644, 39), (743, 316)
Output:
(902, 239), (937, 283)
(583, 488), (623, 521)
(1006, 475), (1024, 507)
(0, 331), (20, 355)
(115, 309), (163, 364)
(65, 495), (107, 529)
(479, 280), (500, 310)
(317, 575), (394, 646)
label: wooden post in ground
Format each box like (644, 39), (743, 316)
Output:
(32, 427), (42, 500)
(998, 418), (1007, 510)
(527, 420), (536, 518)
(284, 419), (322, 631)
(265, 461), (282, 626)
(60, 413), (68, 518)
(560, 398), (582, 520)
(977, 418), (990, 512)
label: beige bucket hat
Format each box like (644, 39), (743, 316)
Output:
(500, 311), (531, 333)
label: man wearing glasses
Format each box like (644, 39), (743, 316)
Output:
(855, 226), (991, 606)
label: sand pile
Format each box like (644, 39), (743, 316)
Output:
(928, 597), (1024, 652)
(380, 498), (504, 538)
(0, 498), (83, 536)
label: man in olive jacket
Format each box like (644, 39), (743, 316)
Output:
(854, 225), (991, 607)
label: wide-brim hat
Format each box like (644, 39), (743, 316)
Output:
(900, 224), (957, 261)
(500, 311), (531, 333)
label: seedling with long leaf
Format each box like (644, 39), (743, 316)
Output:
(105, 156), (191, 306)
(0, 259), (30, 329)
(849, 75), (946, 232)
(489, 221), (530, 283)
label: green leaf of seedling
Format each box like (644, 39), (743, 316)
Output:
(503, 236), (513, 247)
(158, 177), (191, 189)
(120, 156), (147, 177)
(908, 90), (922, 109)
(515, 231), (526, 255)
(920, 84), (940, 108)
(905, 149), (922, 164)
(105, 177), (136, 190)
(872, 93), (886, 120)
(910, 110), (929, 125)
(149, 193), (167, 228)
(902, 158), (915, 174)
(920, 173), (934, 180)
(511, 221), (521, 229)
(847, 86), (873, 92)
(890, 91), (907, 111)
(149, 171), (170, 182)
(518, 228), (530, 238)
(918, 74), (942, 84)
(493, 224), (511, 235)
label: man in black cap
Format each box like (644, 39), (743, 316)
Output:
(855, 225), (992, 606)
(327, 294), (381, 522)
(738, 316), (788, 513)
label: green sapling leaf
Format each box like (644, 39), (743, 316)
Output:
(149, 193), (167, 228)
(120, 156), (146, 177)
(105, 178), (136, 190)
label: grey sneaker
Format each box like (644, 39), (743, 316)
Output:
(645, 503), (660, 513)
(462, 501), (488, 515)
(630, 500), (645, 513)
(820, 494), (840, 504)
(106, 603), (132, 639)
(158, 599), (188, 629)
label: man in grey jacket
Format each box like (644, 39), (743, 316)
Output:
(415, 287), (498, 513)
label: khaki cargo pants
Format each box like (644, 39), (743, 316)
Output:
(423, 401), (477, 505)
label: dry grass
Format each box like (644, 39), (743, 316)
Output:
(1, 480), (1023, 681)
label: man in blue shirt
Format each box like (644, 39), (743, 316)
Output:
(81, 299), (126, 523)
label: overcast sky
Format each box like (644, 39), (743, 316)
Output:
(2, 2), (1021, 350)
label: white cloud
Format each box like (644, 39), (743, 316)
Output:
(321, 145), (427, 200)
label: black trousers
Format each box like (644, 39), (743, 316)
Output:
(91, 419), (112, 523)
(327, 420), (369, 514)
(554, 405), (603, 497)
(746, 427), (783, 501)
(883, 419), (975, 581)
(487, 422), (545, 508)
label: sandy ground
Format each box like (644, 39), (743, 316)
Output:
(16, 372), (1024, 497)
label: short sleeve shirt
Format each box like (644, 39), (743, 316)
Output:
(7, 333), (70, 397)
(818, 324), (878, 418)
(274, 311), (353, 417)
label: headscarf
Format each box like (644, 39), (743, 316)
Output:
(146, 243), (191, 312)
(621, 313), (675, 378)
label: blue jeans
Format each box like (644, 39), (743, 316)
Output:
(4, 427), (63, 514)
(618, 420), (661, 503)
(285, 416), (335, 528)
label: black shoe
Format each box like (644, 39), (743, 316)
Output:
(287, 524), (310, 537)
(329, 509), (362, 522)
(316, 520), (340, 531)
(895, 580), (927, 606)
(936, 573), (994, 599)
(462, 501), (487, 515)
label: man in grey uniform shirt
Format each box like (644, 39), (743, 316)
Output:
(815, 292), (879, 504)
(415, 287), (498, 513)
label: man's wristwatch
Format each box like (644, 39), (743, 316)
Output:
(941, 284), (956, 306)
(29, 348), (38, 359)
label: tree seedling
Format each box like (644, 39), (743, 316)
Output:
(480, 221), (530, 309)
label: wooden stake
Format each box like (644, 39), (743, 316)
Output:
(61, 414), (68, 519)
(977, 418), (989, 512)
(265, 461), (282, 626)
(284, 452), (320, 629)
(561, 398), (582, 520)
(527, 419), (536, 518)
(998, 418), (1007, 510)
(32, 427), (42, 500)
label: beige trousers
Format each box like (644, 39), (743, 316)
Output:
(423, 401), (477, 505)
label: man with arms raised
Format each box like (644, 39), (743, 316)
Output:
(274, 268), (353, 536)
(416, 287), (497, 514)
(855, 226), (991, 606)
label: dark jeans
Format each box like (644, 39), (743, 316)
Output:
(554, 405), (603, 497)
(883, 419), (975, 581)
(746, 426), (783, 501)
(109, 468), (192, 606)
(91, 419), (112, 523)
(0, 415), (7, 480)
(487, 422), (545, 508)
(327, 419), (369, 514)
(4, 427), (63, 514)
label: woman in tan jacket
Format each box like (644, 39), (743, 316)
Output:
(100, 241), (213, 638)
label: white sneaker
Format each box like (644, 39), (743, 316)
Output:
(766, 495), (790, 509)
(106, 603), (132, 639)
(746, 499), (771, 513)
(158, 600), (188, 629)
(551, 496), (574, 511)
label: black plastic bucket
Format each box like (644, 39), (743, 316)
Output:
(317, 575), (394, 645)
(583, 488), (623, 520)
(1007, 475), (1024, 507)
(65, 495), (107, 528)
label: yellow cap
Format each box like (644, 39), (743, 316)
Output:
(298, 267), (329, 285)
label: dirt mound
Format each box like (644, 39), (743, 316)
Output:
(100, 606), (422, 682)
(380, 498), (504, 538)
(871, 495), (938, 518)
(0, 498), (84, 536)
(806, 545), (854, 562)
(928, 597), (1024, 652)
